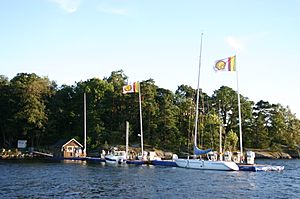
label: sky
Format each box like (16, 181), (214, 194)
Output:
(1, 0), (300, 118)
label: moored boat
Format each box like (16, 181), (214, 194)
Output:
(175, 34), (239, 171)
(176, 158), (239, 171)
(105, 150), (127, 164)
(151, 159), (177, 167)
(126, 159), (148, 165)
(150, 154), (178, 167)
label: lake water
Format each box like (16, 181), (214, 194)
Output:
(0, 159), (299, 199)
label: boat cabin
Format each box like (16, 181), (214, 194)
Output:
(147, 151), (161, 161)
(61, 138), (85, 158)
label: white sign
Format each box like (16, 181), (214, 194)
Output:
(17, 140), (27, 149)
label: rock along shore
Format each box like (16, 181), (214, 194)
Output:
(246, 148), (300, 159)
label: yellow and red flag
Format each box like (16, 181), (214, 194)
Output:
(214, 55), (236, 72)
(122, 82), (139, 94)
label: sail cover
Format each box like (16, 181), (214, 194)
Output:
(194, 145), (212, 155)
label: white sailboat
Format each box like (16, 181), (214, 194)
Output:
(175, 34), (239, 171)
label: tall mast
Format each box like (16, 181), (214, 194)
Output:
(138, 83), (144, 157)
(84, 92), (87, 157)
(194, 33), (203, 146)
(219, 100), (223, 161)
(194, 33), (203, 147)
(125, 121), (129, 159)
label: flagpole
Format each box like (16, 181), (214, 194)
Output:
(235, 56), (243, 162)
(138, 82), (144, 158)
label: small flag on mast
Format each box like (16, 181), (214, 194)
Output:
(122, 82), (139, 94)
(214, 55), (236, 72)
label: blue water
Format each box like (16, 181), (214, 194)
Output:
(0, 159), (299, 199)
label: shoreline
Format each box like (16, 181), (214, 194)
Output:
(245, 148), (299, 159)
(1, 147), (299, 160)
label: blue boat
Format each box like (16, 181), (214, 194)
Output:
(151, 160), (177, 167)
(126, 159), (148, 165)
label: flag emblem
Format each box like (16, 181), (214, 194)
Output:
(122, 82), (139, 94)
(215, 60), (226, 70)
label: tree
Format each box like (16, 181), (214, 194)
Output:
(268, 104), (300, 149)
(75, 78), (114, 150)
(269, 104), (288, 148)
(9, 73), (54, 147)
(103, 70), (129, 145)
(211, 86), (253, 151)
(0, 75), (13, 147)
(224, 130), (239, 151)
(250, 100), (272, 148)
(139, 79), (159, 146)
(46, 84), (79, 144)
(155, 88), (179, 151)
(203, 110), (220, 151)
(175, 85), (196, 152)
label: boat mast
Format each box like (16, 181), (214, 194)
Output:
(219, 100), (223, 161)
(125, 121), (129, 159)
(84, 92), (87, 157)
(194, 33), (203, 147)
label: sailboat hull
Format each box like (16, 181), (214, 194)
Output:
(175, 158), (239, 171)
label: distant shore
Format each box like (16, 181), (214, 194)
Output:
(1, 147), (299, 160)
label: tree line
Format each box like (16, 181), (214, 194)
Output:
(0, 71), (299, 154)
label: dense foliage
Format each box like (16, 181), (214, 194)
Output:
(1, 71), (299, 154)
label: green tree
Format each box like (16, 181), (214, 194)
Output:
(211, 86), (253, 151)
(250, 100), (272, 148)
(269, 104), (288, 148)
(10, 73), (54, 147)
(175, 84), (196, 152)
(104, 70), (129, 145)
(203, 111), (221, 151)
(75, 78), (114, 150)
(197, 91), (213, 150)
(224, 130), (239, 151)
(139, 79), (159, 147)
(46, 84), (79, 143)
(155, 88), (179, 151)
(0, 75), (13, 147)
(284, 108), (300, 148)
(268, 104), (300, 149)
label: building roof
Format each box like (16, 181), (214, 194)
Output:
(62, 138), (83, 148)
